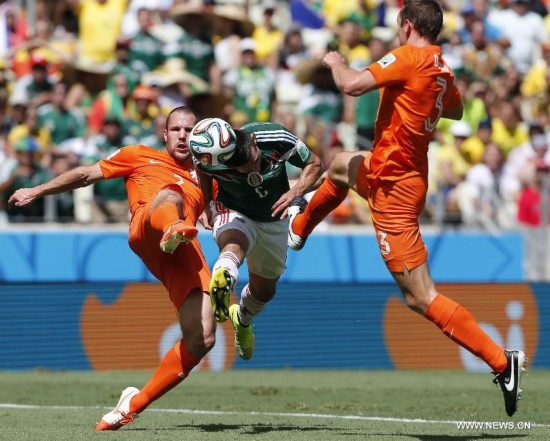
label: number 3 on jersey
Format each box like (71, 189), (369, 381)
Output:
(424, 76), (447, 133)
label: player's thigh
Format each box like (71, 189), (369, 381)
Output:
(211, 203), (256, 255)
(369, 177), (428, 273)
(328, 151), (371, 190)
(247, 219), (288, 279)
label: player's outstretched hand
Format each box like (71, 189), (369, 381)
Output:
(199, 204), (214, 230)
(271, 191), (296, 220)
(8, 188), (39, 208)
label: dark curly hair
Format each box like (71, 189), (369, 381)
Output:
(223, 129), (254, 168)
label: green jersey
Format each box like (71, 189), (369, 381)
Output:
(195, 122), (312, 222)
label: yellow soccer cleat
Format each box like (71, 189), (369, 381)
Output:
(229, 304), (255, 360)
(209, 267), (233, 322)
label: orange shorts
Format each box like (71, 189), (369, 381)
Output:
(128, 193), (211, 312)
(356, 160), (428, 272)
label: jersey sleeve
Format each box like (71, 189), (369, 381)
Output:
(98, 145), (141, 179)
(286, 137), (313, 168)
(367, 46), (414, 88)
(269, 125), (312, 168)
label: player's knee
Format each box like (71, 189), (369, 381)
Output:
(202, 328), (216, 353)
(402, 290), (431, 315)
(186, 329), (215, 358)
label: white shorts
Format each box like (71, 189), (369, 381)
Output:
(211, 201), (288, 279)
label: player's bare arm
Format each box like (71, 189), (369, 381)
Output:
(271, 154), (324, 219)
(8, 163), (105, 208)
(442, 103), (464, 121)
(323, 51), (378, 97)
(196, 167), (215, 229)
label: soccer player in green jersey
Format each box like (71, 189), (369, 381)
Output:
(189, 118), (323, 360)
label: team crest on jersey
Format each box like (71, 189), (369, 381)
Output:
(247, 171), (263, 187)
(377, 53), (396, 68)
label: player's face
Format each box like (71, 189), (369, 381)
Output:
(164, 111), (197, 165)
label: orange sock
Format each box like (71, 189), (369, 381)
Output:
(425, 294), (507, 373)
(129, 340), (200, 414)
(293, 177), (349, 237)
(150, 202), (180, 232)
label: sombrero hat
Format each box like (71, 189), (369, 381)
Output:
(141, 58), (209, 94)
(170, 2), (214, 29)
(294, 58), (337, 89)
(294, 58), (326, 84)
(212, 4), (255, 38)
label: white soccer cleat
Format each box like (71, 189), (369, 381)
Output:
(95, 386), (140, 431)
(287, 196), (308, 251)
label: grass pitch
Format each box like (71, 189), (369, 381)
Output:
(0, 369), (548, 440)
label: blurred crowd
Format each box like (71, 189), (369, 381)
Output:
(1, 0), (550, 232)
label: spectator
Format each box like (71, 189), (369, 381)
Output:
(211, 3), (254, 76)
(72, 0), (127, 68)
(354, 37), (387, 151)
(11, 53), (55, 108)
(87, 73), (134, 136)
(458, 142), (509, 229)
(37, 82), (86, 147)
(490, 100), (529, 156)
(489, 0), (547, 74)
(106, 37), (140, 93)
(295, 55), (343, 160)
(521, 41), (550, 124)
(459, 0), (509, 47)
(0, 138), (49, 222)
(223, 38), (276, 126)
(85, 116), (129, 223)
(141, 57), (209, 112)
(125, 85), (159, 142)
(461, 118), (493, 165)
(166, 2), (221, 95)
(136, 112), (166, 149)
(461, 19), (507, 82)
(128, 7), (165, 74)
(252, 1), (284, 69)
(10, 18), (69, 79)
(8, 106), (51, 154)
(274, 25), (309, 132)
(434, 120), (474, 221)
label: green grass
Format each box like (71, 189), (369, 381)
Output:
(0, 370), (548, 440)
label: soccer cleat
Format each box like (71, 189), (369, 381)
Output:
(287, 196), (308, 251)
(209, 267), (233, 322)
(95, 386), (140, 431)
(493, 349), (527, 417)
(160, 221), (198, 254)
(229, 304), (255, 360)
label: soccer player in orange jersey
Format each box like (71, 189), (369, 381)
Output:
(9, 106), (215, 430)
(287, 0), (526, 417)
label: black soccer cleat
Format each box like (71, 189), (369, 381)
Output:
(287, 196), (308, 251)
(493, 349), (527, 417)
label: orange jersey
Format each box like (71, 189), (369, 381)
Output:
(99, 145), (204, 225)
(367, 45), (462, 182)
(99, 145), (210, 310)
